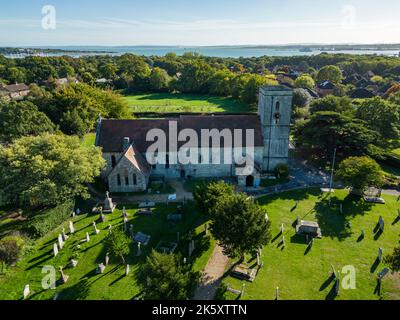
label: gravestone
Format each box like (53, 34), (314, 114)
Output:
(71, 211), (76, 218)
(108, 224), (112, 233)
(100, 213), (106, 223)
(183, 257), (187, 264)
(62, 228), (68, 242)
(378, 248), (383, 262)
(58, 234), (64, 250)
(86, 232), (90, 242)
(265, 213), (269, 222)
(275, 287), (280, 300)
(281, 224), (285, 234)
(123, 217), (128, 232)
(379, 216), (385, 232)
(53, 243), (59, 257)
(69, 221), (75, 234)
(70, 259), (78, 268)
(96, 263), (106, 274)
(105, 253), (110, 266)
(23, 285), (30, 300)
(93, 222), (100, 235)
(136, 242), (142, 257)
(125, 264), (130, 276)
(335, 272), (341, 295)
(59, 267), (69, 284)
(76, 208), (81, 215)
(103, 191), (116, 213)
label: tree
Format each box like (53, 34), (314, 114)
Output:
(0, 133), (105, 208)
(240, 74), (277, 105)
(355, 97), (400, 141)
(173, 60), (214, 93)
(336, 156), (384, 194)
(310, 95), (354, 115)
(137, 250), (195, 300)
(105, 228), (131, 264)
(293, 88), (311, 108)
(294, 112), (382, 160)
(316, 65), (343, 84)
(0, 236), (24, 267)
(116, 54), (151, 90)
(210, 193), (272, 260)
(0, 100), (55, 142)
(193, 181), (235, 216)
(149, 67), (170, 92)
(384, 246), (400, 272)
(6, 67), (27, 84)
(294, 74), (315, 90)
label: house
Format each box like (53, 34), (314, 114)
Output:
(316, 81), (336, 97)
(96, 86), (294, 193)
(350, 88), (376, 99)
(0, 83), (30, 101)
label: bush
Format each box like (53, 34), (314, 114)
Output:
(0, 235), (25, 266)
(275, 163), (290, 179)
(27, 200), (75, 238)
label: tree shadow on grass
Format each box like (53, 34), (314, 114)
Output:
(325, 283), (339, 301)
(370, 258), (380, 274)
(58, 278), (91, 300)
(320, 274), (335, 291)
(257, 188), (322, 206)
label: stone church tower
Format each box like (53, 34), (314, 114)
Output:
(258, 85), (293, 172)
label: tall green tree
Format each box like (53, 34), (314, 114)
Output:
(310, 95), (355, 115)
(137, 250), (196, 300)
(0, 133), (105, 208)
(105, 228), (131, 264)
(336, 156), (384, 194)
(211, 193), (272, 260)
(193, 181), (235, 216)
(149, 67), (171, 92)
(316, 65), (343, 84)
(0, 100), (55, 142)
(294, 74), (315, 90)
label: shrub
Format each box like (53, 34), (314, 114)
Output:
(0, 235), (25, 266)
(27, 200), (75, 238)
(275, 163), (290, 179)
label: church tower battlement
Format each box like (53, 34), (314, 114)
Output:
(258, 85), (293, 172)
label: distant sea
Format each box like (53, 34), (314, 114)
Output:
(5, 46), (400, 58)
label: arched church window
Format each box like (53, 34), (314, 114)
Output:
(125, 176), (129, 186)
(111, 155), (116, 168)
(275, 101), (280, 111)
(132, 174), (137, 185)
(117, 174), (121, 186)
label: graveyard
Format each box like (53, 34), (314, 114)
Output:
(0, 200), (215, 300)
(220, 188), (400, 300)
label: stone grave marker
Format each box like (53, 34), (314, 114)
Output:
(70, 259), (78, 268)
(57, 234), (64, 250)
(53, 243), (59, 257)
(105, 253), (110, 266)
(125, 264), (130, 276)
(379, 216), (385, 232)
(62, 228), (68, 242)
(136, 242), (142, 257)
(93, 221), (100, 235)
(86, 232), (90, 242)
(69, 221), (75, 234)
(96, 263), (106, 274)
(59, 266), (69, 284)
(378, 248), (383, 262)
(23, 284), (30, 300)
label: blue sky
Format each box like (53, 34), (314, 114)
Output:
(1, 0), (399, 46)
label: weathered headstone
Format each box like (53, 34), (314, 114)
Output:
(100, 213), (106, 223)
(96, 263), (105, 274)
(108, 224), (112, 233)
(125, 264), (130, 276)
(62, 228), (69, 242)
(71, 211), (76, 218)
(105, 253), (110, 266)
(86, 232), (90, 242)
(275, 287), (280, 300)
(23, 284), (30, 300)
(335, 272), (341, 295)
(379, 216), (385, 232)
(70, 259), (78, 268)
(93, 221), (100, 235)
(281, 223), (285, 234)
(378, 248), (383, 262)
(59, 266), (69, 284)
(103, 191), (116, 213)
(53, 243), (59, 257)
(136, 242), (142, 257)
(69, 221), (75, 234)
(57, 234), (64, 250)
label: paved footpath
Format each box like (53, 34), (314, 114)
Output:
(192, 244), (230, 300)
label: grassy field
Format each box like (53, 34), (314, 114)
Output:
(123, 93), (251, 114)
(221, 189), (400, 300)
(0, 202), (214, 300)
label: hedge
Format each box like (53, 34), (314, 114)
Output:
(27, 200), (75, 238)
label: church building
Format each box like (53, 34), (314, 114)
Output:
(95, 85), (293, 193)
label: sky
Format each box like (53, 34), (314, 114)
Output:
(0, 0), (400, 46)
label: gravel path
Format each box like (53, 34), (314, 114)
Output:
(192, 244), (229, 300)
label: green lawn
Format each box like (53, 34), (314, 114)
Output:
(123, 93), (251, 114)
(81, 133), (96, 148)
(392, 148), (400, 157)
(221, 189), (400, 300)
(0, 202), (214, 300)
